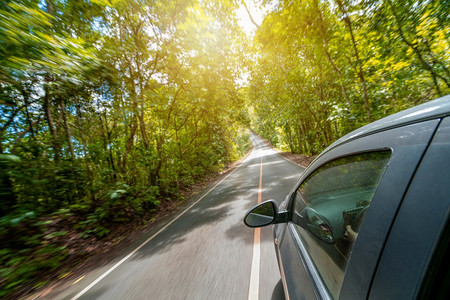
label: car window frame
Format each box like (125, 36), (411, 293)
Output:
(284, 119), (441, 299)
(291, 149), (393, 298)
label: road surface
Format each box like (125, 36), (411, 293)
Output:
(42, 134), (304, 300)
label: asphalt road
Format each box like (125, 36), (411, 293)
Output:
(42, 134), (304, 300)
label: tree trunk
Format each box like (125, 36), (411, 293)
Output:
(297, 121), (309, 154)
(335, 0), (372, 122)
(45, 0), (55, 16)
(60, 99), (75, 158)
(122, 117), (138, 173)
(43, 84), (60, 161)
(99, 112), (117, 180)
(75, 103), (93, 182)
(138, 113), (149, 148)
(0, 166), (16, 217)
(314, 0), (352, 110)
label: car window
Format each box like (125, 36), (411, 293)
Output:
(293, 151), (391, 298)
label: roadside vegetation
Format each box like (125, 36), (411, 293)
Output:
(248, 0), (450, 154)
(0, 0), (448, 298)
(0, 0), (249, 297)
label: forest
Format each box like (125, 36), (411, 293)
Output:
(0, 0), (449, 297)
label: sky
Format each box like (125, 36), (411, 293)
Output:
(236, 1), (267, 36)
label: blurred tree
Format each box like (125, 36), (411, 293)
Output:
(248, 0), (449, 154)
(0, 1), (250, 296)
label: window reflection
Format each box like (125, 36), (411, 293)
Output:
(294, 151), (391, 298)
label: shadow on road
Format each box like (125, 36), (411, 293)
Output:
(129, 169), (261, 260)
(76, 286), (110, 300)
(225, 221), (255, 245)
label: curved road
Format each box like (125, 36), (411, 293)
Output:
(43, 134), (304, 300)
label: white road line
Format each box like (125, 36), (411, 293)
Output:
(70, 162), (244, 300)
(248, 228), (261, 300)
(248, 156), (263, 300)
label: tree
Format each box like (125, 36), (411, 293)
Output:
(248, 0), (449, 154)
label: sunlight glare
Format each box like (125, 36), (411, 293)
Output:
(236, 1), (266, 36)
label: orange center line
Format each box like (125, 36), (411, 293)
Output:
(258, 156), (263, 204)
(249, 156), (263, 300)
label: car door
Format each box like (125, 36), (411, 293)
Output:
(275, 119), (441, 299)
(369, 116), (450, 300)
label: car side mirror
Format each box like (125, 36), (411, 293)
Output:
(244, 200), (279, 228)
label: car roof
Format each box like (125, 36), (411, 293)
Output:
(322, 94), (450, 154)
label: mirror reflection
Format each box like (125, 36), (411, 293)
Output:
(245, 201), (275, 227)
(304, 208), (335, 244)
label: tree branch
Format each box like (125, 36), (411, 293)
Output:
(242, 1), (260, 28)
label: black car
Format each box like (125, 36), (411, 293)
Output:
(244, 95), (450, 299)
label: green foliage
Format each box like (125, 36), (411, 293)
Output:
(249, 0), (450, 155)
(0, 1), (98, 86)
(0, 244), (68, 297)
(0, 210), (69, 297)
(0, 0), (250, 297)
(234, 130), (252, 157)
